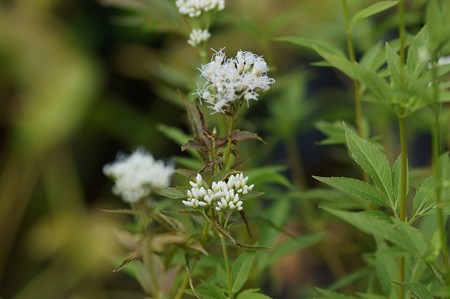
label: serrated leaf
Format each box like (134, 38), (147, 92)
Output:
(237, 289), (273, 299)
(351, 1), (398, 26)
(196, 280), (227, 299)
(344, 125), (393, 202)
(412, 176), (436, 219)
(231, 252), (256, 293)
(314, 176), (388, 207)
(323, 207), (428, 257)
(402, 282), (433, 299)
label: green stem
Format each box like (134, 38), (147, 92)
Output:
(222, 115), (234, 170)
(342, 0), (364, 139)
(132, 201), (160, 299)
(398, 117), (408, 299)
(342, 0), (372, 196)
(174, 272), (189, 299)
(219, 234), (233, 299)
(285, 136), (307, 188)
(431, 58), (450, 282)
(397, 1), (407, 296)
(398, 0), (406, 69)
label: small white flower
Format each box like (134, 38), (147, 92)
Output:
(196, 49), (275, 114)
(188, 29), (211, 47)
(182, 172), (253, 212)
(176, 0), (225, 17)
(103, 149), (174, 203)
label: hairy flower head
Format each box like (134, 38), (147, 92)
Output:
(103, 149), (174, 203)
(176, 0), (225, 17)
(196, 49), (275, 114)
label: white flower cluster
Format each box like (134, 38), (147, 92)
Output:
(196, 49), (275, 114)
(182, 173), (254, 211)
(187, 29), (211, 47)
(176, 0), (225, 17)
(103, 149), (174, 203)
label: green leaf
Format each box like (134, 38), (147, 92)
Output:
(351, 1), (398, 26)
(344, 125), (393, 202)
(246, 166), (293, 189)
(360, 43), (385, 71)
(237, 289), (273, 299)
(323, 208), (428, 256)
(232, 130), (265, 144)
(197, 280), (227, 299)
(412, 176), (436, 219)
(231, 252), (256, 293)
(156, 187), (187, 199)
(352, 63), (391, 102)
(313, 47), (355, 78)
(386, 42), (402, 87)
(157, 123), (191, 146)
(276, 36), (345, 57)
(314, 176), (388, 207)
(267, 233), (326, 264)
(216, 264), (227, 290)
(374, 240), (397, 294)
(315, 120), (346, 145)
(402, 282), (433, 299)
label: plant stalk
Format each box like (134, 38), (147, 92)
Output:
(398, 117), (408, 299)
(222, 115), (234, 170)
(342, 0), (364, 139)
(219, 234), (233, 299)
(431, 57), (450, 281)
(397, 0), (407, 296)
(132, 201), (160, 299)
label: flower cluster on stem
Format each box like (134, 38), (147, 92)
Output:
(197, 49), (275, 114)
(103, 149), (174, 203)
(182, 173), (254, 211)
(187, 29), (211, 47)
(176, 0), (225, 17)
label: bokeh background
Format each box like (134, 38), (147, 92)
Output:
(0, 0), (438, 298)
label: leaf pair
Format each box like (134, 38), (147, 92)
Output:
(315, 125), (401, 215)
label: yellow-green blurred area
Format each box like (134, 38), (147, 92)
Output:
(0, 0), (434, 298)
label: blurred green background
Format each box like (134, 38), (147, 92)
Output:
(0, 0), (435, 298)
